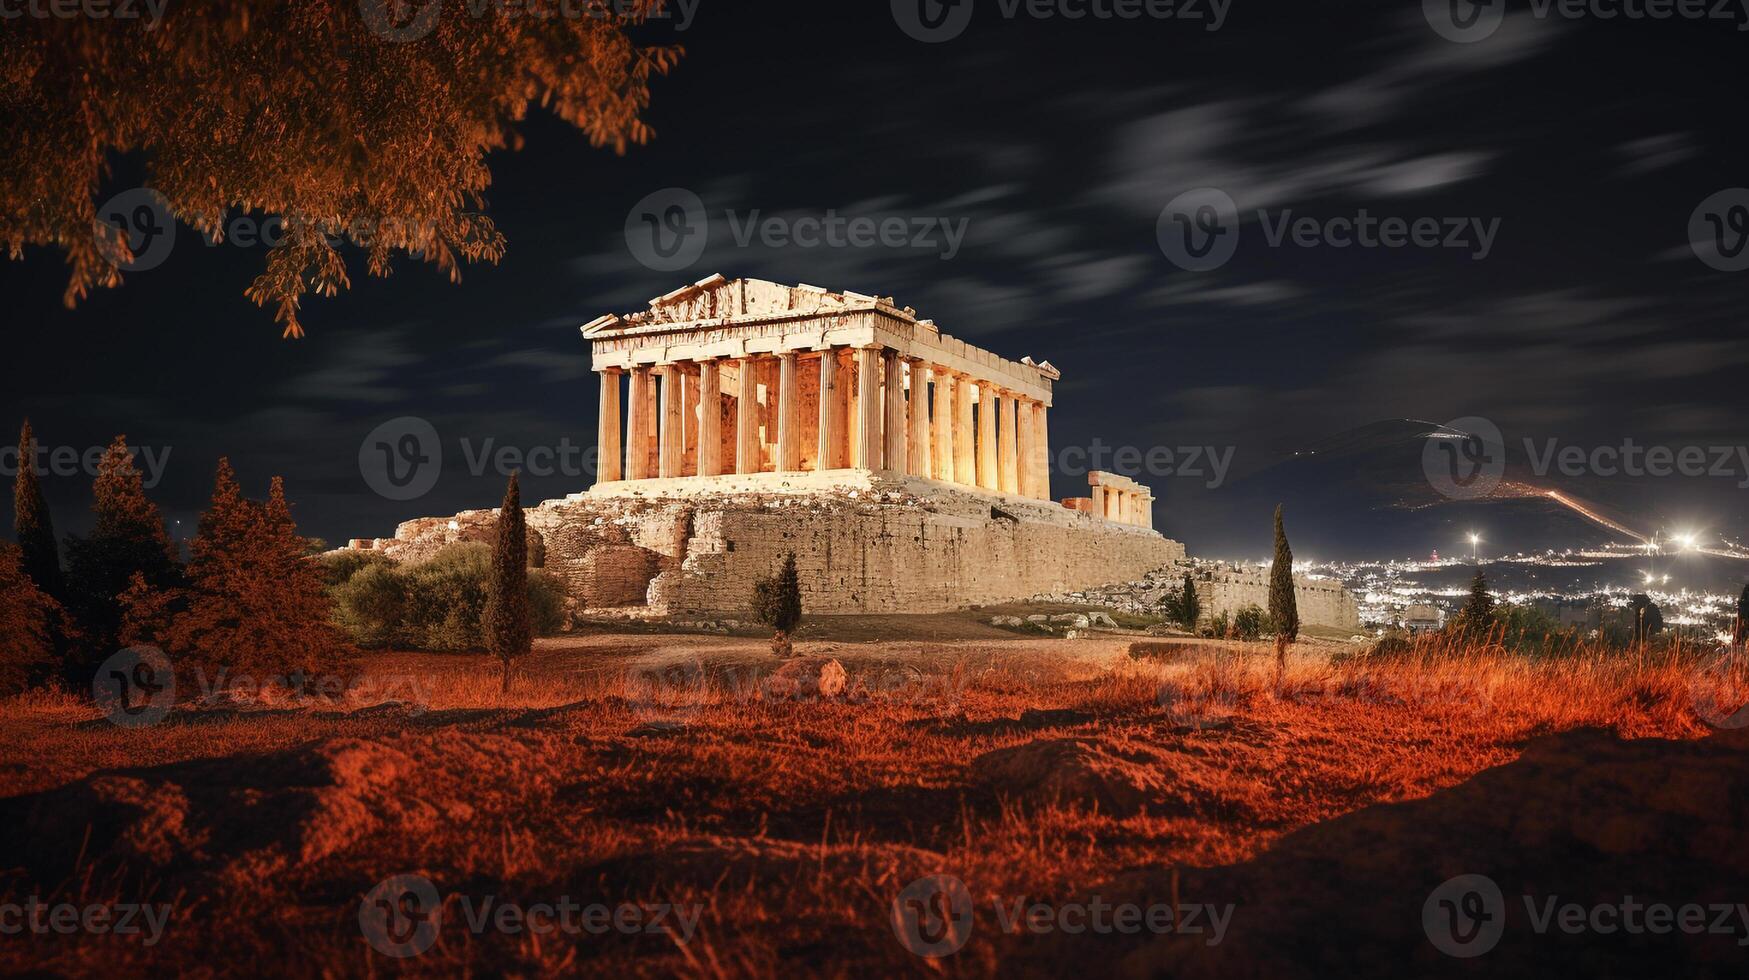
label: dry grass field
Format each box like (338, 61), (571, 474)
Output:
(1, 626), (1745, 977)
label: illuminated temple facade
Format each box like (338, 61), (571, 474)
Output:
(582, 275), (1155, 528)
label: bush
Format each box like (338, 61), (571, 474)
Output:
(331, 561), (406, 648)
(528, 570), (567, 637)
(318, 548), (391, 587)
(328, 543), (567, 651)
(1233, 605), (1267, 641)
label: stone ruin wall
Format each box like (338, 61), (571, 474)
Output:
(1191, 565), (1361, 632)
(354, 481), (1185, 617)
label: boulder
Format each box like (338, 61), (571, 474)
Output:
(990, 615), (1025, 627)
(1049, 613), (1091, 628)
(761, 657), (847, 701)
(1087, 611), (1118, 628)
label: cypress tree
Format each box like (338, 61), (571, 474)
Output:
(751, 552), (803, 657)
(482, 472), (531, 693)
(64, 435), (179, 667)
(1268, 504), (1298, 644)
(1454, 570), (1495, 636)
(13, 420), (61, 599)
(1177, 571), (1201, 629)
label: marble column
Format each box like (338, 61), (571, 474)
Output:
(931, 366), (953, 482)
(855, 346), (883, 470)
(1007, 392), (1021, 497)
(1016, 396), (1037, 498)
(816, 348), (845, 470)
(1033, 402), (1050, 500)
(952, 373), (975, 485)
(697, 359), (723, 477)
(906, 358), (928, 477)
(597, 368), (622, 483)
(736, 356), (761, 474)
(1091, 484), (1107, 519)
(776, 351), (801, 471)
(882, 350), (906, 472)
(625, 366), (653, 480)
(658, 366), (684, 478)
(975, 383), (998, 491)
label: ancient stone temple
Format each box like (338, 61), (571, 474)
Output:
(583, 274), (1059, 499)
(351, 276), (1187, 616)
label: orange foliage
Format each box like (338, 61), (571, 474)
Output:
(0, 2), (681, 336)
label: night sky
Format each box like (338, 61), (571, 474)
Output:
(4, 0), (1746, 558)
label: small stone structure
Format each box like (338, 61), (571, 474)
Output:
(347, 276), (1191, 616)
(1036, 560), (1362, 633)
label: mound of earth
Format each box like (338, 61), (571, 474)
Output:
(0, 732), (559, 892)
(1015, 725), (1749, 978)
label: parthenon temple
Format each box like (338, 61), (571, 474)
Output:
(583, 275), (1149, 528)
(345, 277), (1189, 616)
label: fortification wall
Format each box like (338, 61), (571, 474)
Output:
(349, 473), (1184, 616)
(1193, 567), (1361, 632)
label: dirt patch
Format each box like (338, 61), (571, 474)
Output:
(1018, 724), (1749, 978)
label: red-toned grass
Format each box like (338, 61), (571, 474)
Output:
(0, 632), (1739, 977)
